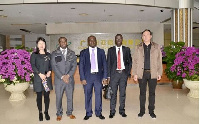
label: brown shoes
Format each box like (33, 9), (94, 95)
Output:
(68, 114), (76, 119)
(56, 114), (76, 121)
(56, 116), (62, 121)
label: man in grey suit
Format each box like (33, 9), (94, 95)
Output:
(51, 37), (77, 121)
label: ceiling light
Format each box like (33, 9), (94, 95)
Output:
(140, 10), (144, 12)
(79, 13), (88, 16)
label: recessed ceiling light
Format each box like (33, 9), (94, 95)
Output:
(79, 13), (88, 16)
(71, 8), (76, 9)
(140, 10), (144, 12)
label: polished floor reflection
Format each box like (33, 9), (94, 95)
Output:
(0, 83), (198, 124)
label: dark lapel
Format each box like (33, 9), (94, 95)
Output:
(122, 46), (126, 61)
(85, 48), (90, 66)
(65, 48), (71, 61)
(97, 47), (100, 67)
(112, 46), (117, 61)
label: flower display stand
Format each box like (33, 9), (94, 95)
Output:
(4, 82), (30, 101)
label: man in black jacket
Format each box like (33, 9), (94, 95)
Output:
(107, 34), (132, 118)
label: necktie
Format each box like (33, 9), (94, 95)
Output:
(62, 49), (66, 60)
(117, 48), (121, 69)
(91, 49), (96, 70)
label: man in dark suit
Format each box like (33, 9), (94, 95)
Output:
(79, 35), (107, 120)
(51, 37), (77, 121)
(107, 34), (132, 118)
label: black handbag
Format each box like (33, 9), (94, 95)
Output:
(103, 85), (113, 99)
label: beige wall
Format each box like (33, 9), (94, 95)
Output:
(46, 22), (164, 47)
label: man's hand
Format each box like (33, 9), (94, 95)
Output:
(46, 71), (51, 78)
(157, 75), (161, 81)
(81, 80), (87, 85)
(133, 75), (138, 82)
(39, 73), (46, 81)
(102, 79), (108, 85)
(62, 75), (70, 83)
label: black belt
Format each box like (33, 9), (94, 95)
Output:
(144, 69), (151, 73)
(91, 72), (98, 74)
(116, 70), (125, 73)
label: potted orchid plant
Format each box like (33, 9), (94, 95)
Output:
(0, 49), (33, 101)
(170, 47), (199, 98)
(162, 41), (185, 89)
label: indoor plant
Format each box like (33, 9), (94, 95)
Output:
(171, 47), (199, 98)
(162, 41), (185, 89)
(0, 49), (33, 101)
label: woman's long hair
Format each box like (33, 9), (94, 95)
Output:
(35, 37), (47, 54)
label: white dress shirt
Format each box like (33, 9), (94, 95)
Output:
(116, 46), (125, 70)
(60, 47), (67, 60)
(89, 46), (98, 73)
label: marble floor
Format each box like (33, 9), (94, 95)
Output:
(0, 83), (198, 124)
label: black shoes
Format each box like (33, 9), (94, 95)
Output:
(149, 113), (156, 119)
(138, 112), (145, 117)
(109, 113), (115, 118)
(44, 111), (50, 120)
(83, 116), (91, 120)
(39, 112), (43, 121)
(84, 114), (105, 120)
(119, 113), (127, 117)
(97, 114), (105, 120)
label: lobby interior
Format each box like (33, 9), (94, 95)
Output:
(0, 0), (199, 124)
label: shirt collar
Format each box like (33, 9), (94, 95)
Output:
(60, 47), (67, 51)
(143, 42), (151, 47)
(115, 45), (122, 49)
(89, 46), (97, 51)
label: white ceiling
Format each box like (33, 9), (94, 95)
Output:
(0, 3), (198, 35)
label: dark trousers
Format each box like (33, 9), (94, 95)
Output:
(110, 71), (128, 114)
(36, 91), (50, 112)
(138, 71), (157, 114)
(83, 74), (102, 116)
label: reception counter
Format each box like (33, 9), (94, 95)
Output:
(52, 64), (170, 84)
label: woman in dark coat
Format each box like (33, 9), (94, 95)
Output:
(30, 37), (53, 121)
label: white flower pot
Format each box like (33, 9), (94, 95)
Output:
(183, 79), (199, 98)
(4, 82), (30, 101)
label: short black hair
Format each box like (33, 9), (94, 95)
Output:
(58, 37), (67, 43)
(115, 34), (123, 39)
(142, 29), (152, 35)
(35, 37), (47, 55)
(87, 35), (97, 41)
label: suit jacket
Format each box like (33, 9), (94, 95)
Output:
(79, 47), (107, 81)
(132, 42), (163, 79)
(51, 48), (77, 85)
(107, 46), (132, 78)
